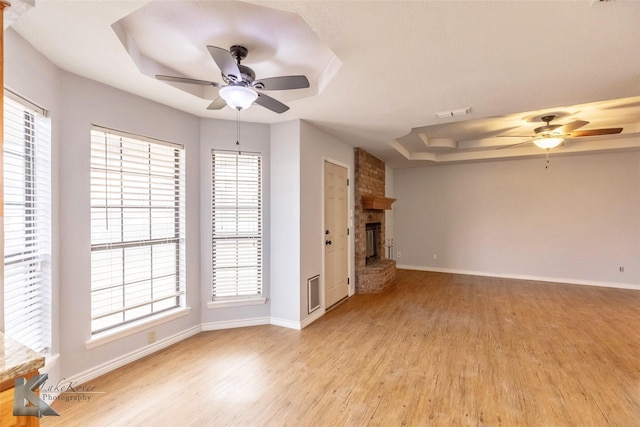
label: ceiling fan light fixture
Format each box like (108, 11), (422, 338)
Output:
(533, 137), (564, 150)
(219, 85), (258, 110)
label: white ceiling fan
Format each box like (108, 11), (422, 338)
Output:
(498, 115), (623, 150)
(156, 45), (310, 113)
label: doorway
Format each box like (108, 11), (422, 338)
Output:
(324, 161), (349, 308)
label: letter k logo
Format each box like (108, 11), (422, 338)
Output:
(13, 374), (59, 417)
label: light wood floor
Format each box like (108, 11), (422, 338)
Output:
(43, 270), (640, 426)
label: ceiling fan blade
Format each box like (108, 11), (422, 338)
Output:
(156, 75), (220, 86)
(207, 97), (227, 110)
(255, 75), (310, 91)
(496, 139), (534, 150)
(560, 120), (589, 133)
(255, 92), (289, 114)
(569, 128), (623, 137)
(207, 46), (241, 82)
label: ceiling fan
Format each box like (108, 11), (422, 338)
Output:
(156, 45), (310, 114)
(498, 115), (623, 150)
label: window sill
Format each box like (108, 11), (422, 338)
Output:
(85, 307), (192, 350)
(207, 297), (267, 309)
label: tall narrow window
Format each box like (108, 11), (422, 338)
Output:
(3, 92), (51, 354)
(90, 127), (185, 334)
(211, 151), (262, 299)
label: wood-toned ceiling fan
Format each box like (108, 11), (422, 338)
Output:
(498, 115), (623, 150)
(156, 45), (309, 113)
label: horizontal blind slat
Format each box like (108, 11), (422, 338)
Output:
(3, 95), (51, 354)
(90, 127), (185, 333)
(211, 150), (262, 298)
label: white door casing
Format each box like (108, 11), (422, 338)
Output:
(324, 161), (349, 308)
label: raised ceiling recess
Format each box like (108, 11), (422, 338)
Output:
(111, 1), (340, 113)
(392, 96), (640, 165)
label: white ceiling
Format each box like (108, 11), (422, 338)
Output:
(9, 0), (640, 167)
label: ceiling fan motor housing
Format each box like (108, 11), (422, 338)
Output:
(534, 123), (562, 135)
(222, 64), (256, 85)
(222, 45), (257, 85)
(535, 115), (562, 136)
(239, 65), (255, 83)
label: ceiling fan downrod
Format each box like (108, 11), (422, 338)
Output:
(230, 45), (248, 65)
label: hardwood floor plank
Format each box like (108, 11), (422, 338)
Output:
(42, 270), (640, 426)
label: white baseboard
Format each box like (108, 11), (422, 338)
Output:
(202, 314), (328, 332)
(62, 316), (290, 388)
(205, 312), (326, 331)
(270, 317), (301, 330)
(201, 317), (270, 331)
(300, 308), (325, 329)
(397, 264), (640, 291)
(65, 325), (201, 387)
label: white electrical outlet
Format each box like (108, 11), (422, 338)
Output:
(397, 251), (402, 259)
(432, 253), (437, 261)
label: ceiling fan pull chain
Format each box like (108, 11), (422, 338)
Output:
(236, 108), (241, 154)
(545, 149), (550, 169)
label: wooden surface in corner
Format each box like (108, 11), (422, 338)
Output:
(1, 370), (40, 427)
(41, 270), (640, 426)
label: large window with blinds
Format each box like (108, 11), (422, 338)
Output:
(3, 92), (51, 354)
(211, 150), (262, 299)
(90, 127), (185, 334)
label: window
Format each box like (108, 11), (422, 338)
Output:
(90, 127), (185, 334)
(211, 151), (262, 299)
(3, 91), (51, 354)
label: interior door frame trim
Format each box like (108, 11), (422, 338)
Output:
(322, 158), (353, 313)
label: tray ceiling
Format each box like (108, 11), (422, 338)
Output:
(8, 0), (640, 167)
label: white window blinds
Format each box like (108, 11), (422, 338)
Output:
(211, 151), (262, 298)
(90, 127), (185, 334)
(3, 93), (51, 354)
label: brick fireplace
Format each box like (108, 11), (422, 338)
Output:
(354, 148), (396, 293)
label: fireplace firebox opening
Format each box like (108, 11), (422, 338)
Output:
(365, 222), (382, 265)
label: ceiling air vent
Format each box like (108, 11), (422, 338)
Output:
(435, 107), (471, 119)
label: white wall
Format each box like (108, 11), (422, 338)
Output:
(269, 120), (356, 326)
(385, 164), (394, 258)
(393, 152), (640, 286)
(270, 121), (301, 325)
(199, 118), (271, 325)
(4, 30), (357, 386)
(6, 29), (204, 383)
(56, 70), (202, 378)
(5, 28), (61, 380)
(300, 121), (354, 321)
